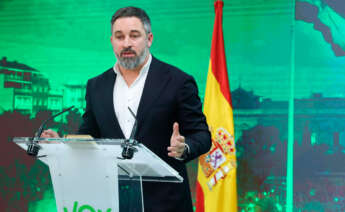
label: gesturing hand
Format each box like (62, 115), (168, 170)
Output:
(41, 129), (60, 138)
(167, 122), (186, 158)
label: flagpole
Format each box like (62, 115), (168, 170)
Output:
(286, 0), (295, 211)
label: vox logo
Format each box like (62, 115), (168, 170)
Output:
(63, 201), (112, 212)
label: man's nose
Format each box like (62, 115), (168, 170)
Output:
(123, 36), (132, 47)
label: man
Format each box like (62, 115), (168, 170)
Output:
(43, 6), (211, 212)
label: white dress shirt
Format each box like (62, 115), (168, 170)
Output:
(113, 54), (152, 139)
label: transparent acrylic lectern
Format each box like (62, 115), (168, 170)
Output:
(13, 137), (183, 212)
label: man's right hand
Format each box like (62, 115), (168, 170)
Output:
(41, 129), (60, 138)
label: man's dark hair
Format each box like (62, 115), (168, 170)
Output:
(111, 7), (151, 34)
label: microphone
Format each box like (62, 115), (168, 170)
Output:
(27, 106), (75, 156)
(121, 107), (138, 159)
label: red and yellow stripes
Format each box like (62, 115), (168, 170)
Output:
(196, 1), (238, 212)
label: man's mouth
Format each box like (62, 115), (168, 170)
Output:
(121, 51), (136, 57)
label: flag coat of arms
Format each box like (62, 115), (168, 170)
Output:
(196, 1), (238, 211)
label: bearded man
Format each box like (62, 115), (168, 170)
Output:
(43, 6), (211, 212)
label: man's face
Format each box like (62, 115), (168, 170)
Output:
(111, 17), (153, 70)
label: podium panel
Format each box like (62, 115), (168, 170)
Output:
(13, 137), (182, 212)
(119, 176), (143, 212)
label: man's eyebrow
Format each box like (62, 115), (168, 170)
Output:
(114, 30), (141, 34)
(130, 30), (141, 34)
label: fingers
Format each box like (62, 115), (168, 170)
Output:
(41, 129), (59, 138)
(172, 122), (180, 137)
(171, 122), (184, 144)
(168, 136), (185, 157)
(169, 122), (185, 158)
(167, 143), (185, 157)
(168, 141), (185, 151)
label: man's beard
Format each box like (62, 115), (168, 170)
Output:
(116, 46), (149, 70)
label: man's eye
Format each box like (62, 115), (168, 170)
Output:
(115, 35), (124, 40)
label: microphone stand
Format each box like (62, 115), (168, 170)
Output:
(27, 106), (75, 156)
(120, 107), (139, 159)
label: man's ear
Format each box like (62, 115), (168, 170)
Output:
(147, 33), (153, 48)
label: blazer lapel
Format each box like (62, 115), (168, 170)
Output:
(136, 57), (171, 136)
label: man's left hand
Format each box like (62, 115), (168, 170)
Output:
(168, 122), (186, 158)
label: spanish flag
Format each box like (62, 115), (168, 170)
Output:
(196, 1), (238, 211)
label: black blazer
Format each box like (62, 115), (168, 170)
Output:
(78, 56), (211, 212)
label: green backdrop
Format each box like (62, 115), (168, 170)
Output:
(1, 0), (345, 211)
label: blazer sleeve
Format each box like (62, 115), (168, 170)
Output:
(78, 79), (101, 138)
(176, 75), (212, 163)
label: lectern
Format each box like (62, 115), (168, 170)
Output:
(13, 137), (183, 212)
